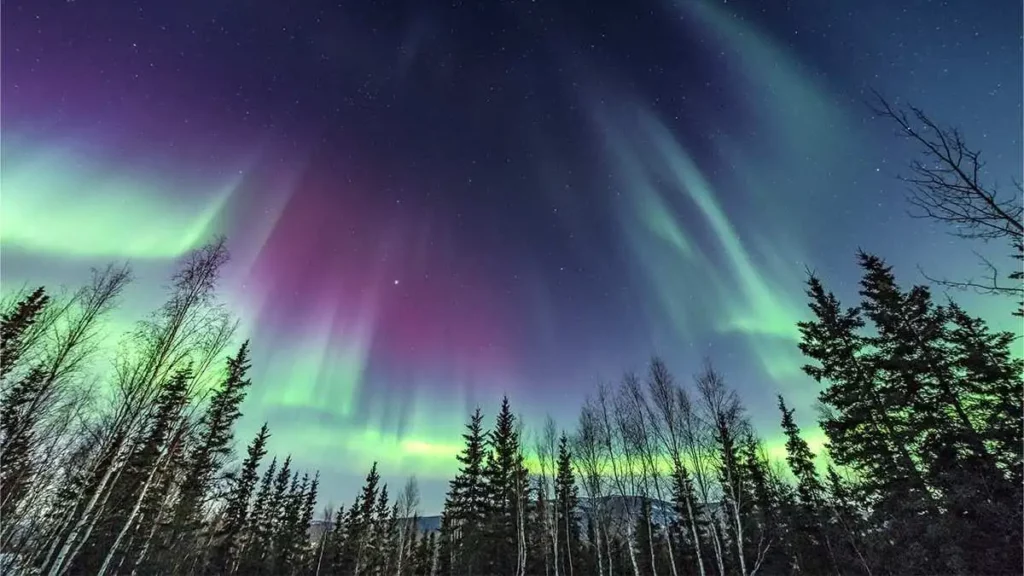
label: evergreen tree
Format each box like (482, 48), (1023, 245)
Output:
(172, 342), (255, 554)
(339, 462), (380, 575)
(298, 473), (320, 573)
(367, 482), (392, 574)
(634, 499), (657, 575)
(776, 396), (831, 575)
(0, 368), (45, 520)
(668, 464), (705, 576)
(321, 504), (347, 574)
(0, 286), (48, 379)
(482, 397), (530, 576)
(799, 252), (1023, 573)
(74, 366), (192, 574)
(441, 408), (489, 575)
(240, 455), (279, 573)
(525, 484), (549, 576)
(209, 423), (270, 575)
(0, 290), (50, 520)
(799, 266), (938, 572)
(553, 433), (581, 576)
(273, 471), (305, 573)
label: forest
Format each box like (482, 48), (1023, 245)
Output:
(0, 106), (1020, 576)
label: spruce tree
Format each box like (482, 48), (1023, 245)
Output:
(441, 408), (489, 575)
(526, 485), (550, 576)
(271, 471), (301, 573)
(298, 473), (320, 573)
(800, 252), (1023, 573)
(798, 268), (937, 572)
(669, 463), (704, 576)
(339, 462), (380, 575)
(209, 423), (270, 574)
(240, 456), (278, 573)
(173, 342), (255, 553)
(368, 482), (392, 574)
(0, 368), (45, 520)
(554, 433), (581, 576)
(776, 396), (831, 574)
(321, 504), (346, 574)
(634, 499), (657, 575)
(482, 397), (530, 576)
(74, 366), (191, 574)
(0, 286), (48, 379)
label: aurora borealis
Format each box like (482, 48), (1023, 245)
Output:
(3, 0), (1021, 512)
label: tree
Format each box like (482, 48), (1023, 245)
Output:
(696, 365), (752, 576)
(89, 366), (192, 576)
(554, 433), (581, 576)
(800, 252), (1023, 573)
(209, 423), (270, 574)
(239, 455), (278, 574)
(441, 408), (489, 575)
(395, 476), (421, 576)
(573, 398), (611, 576)
(776, 396), (832, 575)
(45, 242), (226, 576)
(168, 341), (255, 569)
(534, 416), (559, 576)
(0, 286), (49, 379)
(873, 93), (1024, 315)
(646, 359), (706, 576)
(0, 368), (46, 521)
(482, 397), (530, 576)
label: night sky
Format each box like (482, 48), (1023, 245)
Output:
(3, 0), (1021, 513)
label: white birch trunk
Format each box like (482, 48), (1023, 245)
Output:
(96, 448), (167, 576)
(47, 440), (127, 576)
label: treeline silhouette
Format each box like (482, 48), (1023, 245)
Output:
(1, 102), (1021, 576)
(2, 240), (1020, 576)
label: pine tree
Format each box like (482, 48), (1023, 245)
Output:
(297, 473), (320, 573)
(554, 433), (581, 576)
(0, 286), (48, 379)
(800, 252), (1023, 573)
(320, 504), (346, 574)
(209, 423), (270, 574)
(368, 482), (392, 574)
(776, 396), (831, 574)
(737, 433), (789, 575)
(526, 484), (550, 576)
(0, 289), (52, 523)
(0, 368), (46, 520)
(172, 342), (255, 556)
(339, 462), (380, 575)
(80, 366), (192, 575)
(441, 408), (489, 575)
(273, 471), (302, 573)
(798, 267), (938, 572)
(634, 499), (657, 575)
(668, 464), (704, 576)
(482, 397), (530, 576)
(240, 456), (279, 573)
(266, 460), (296, 570)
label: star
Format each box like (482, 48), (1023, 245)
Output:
(394, 279), (400, 285)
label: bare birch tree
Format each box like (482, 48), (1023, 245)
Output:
(395, 476), (420, 576)
(574, 398), (609, 576)
(696, 364), (749, 576)
(535, 416), (560, 576)
(44, 239), (233, 576)
(598, 382), (640, 576)
(872, 92), (1024, 315)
